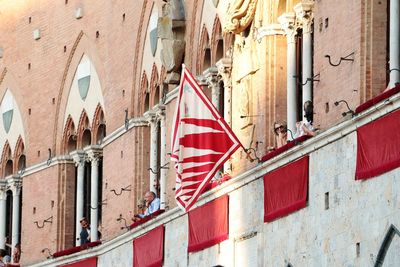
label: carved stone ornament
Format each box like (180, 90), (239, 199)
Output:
(224, 0), (258, 34)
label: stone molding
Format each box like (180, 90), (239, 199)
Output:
(294, 1), (315, 34)
(278, 13), (297, 43)
(224, 0), (258, 34)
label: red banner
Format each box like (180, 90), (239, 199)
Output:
(264, 156), (309, 222)
(188, 195), (229, 253)
(356, 108), (400, 179)
(133, 225), (164, 267)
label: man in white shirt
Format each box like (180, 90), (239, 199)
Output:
(133, 191), (160, 221)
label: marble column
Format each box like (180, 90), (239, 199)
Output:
(204, 67), (221, 111)
(70, 150), (86, 246)
(9, 176), (22, 252)
(0, 181), (6, 250)
(389, 0), (400, 88)
(156, 106), (167, 209)
(216, 58), (233, 173)
(295, 1), (314, 116)
(85, 147), (102, 242)
(145, 111), (158, 194)
(279, 13), (298, 137)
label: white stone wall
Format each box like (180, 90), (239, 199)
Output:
(97, 241), (132, 267)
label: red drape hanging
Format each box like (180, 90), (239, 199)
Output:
(133, 225), (164, 267)
(59, 257), (97, 267)
(188, 195), (229, 253)
(356, 108), (400, 179)
(263, 156), (309, 222)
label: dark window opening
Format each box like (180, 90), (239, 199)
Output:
(203, 47), (211, 70)
(96, 124), (106, 145)
(5, 190), (12, 255)
(81, 129), (91, 148)
(296, 29), (303, 122)
(216, 39), (224, 60)
(154, 86), (160, 106)
(5, 160), (13, 177)
(83, 164), (92, 221)
(144, 93), (150, 112)
(67, 136), (77, 153)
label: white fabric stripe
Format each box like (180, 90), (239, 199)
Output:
(178, 147), (223, 158)
(180, 123), (224, 135)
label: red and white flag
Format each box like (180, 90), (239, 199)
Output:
(171, 65), (242, 212)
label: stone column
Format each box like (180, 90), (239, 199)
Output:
(389, 0), (400, 88)
(85, 146), (102, 242)
(70, 150), (86, 246)
(279, 13), (298, 137)
(216, 58), (233, 173)
(295, 1), (314, 116)
(203, 67), (221, 111)
(9, 176), (22, 251)
(156, 106), (167, 209)
(144, 111), (158, 193)
(0, 181), (6, 250)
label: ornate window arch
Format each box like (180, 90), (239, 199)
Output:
(140, 72), (150, 114)
(77, 110), (91, 149)
(1, 141), (12, 178)
(92, 104), (106, 145)
(13, 136), (25, 173)
(197, 25), (211, 74)
(149, 64), (160, 107)
(62, 115), (77, 154)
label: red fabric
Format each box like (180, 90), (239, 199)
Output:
(356, 108), (400, 179)
(203, 174), (232, 192)
(188, 195), (229, 253)
(261, 135), (311, 162)
(59, 257), (97, 267)
(129, 209), (165, 229)
(263, 156), (309, 222)
(355, 84), (400, 113)
(133, 225), (164, 267)
(171, 67), (242, 212)
(53, 241), (101, 258)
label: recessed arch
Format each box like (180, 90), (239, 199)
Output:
(77, 110), (91, 149)
(92, 104), (106, 145)
(211, 16), (224, 64)
(150, 64), (160, 107)
(1, 141), (12, 178)
(197, 25), (211, 74)
(140, 72), (150, 114)
(13, 136), (25, 172)
(62, 115), (77, 154)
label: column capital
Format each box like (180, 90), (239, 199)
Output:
(154, 104), (166, 118)
(278, 12), (297, 43)
(144, 110), (157, 123)
(7, 176), (22, 196)
(294, 1), (315, 34)
(203, 67), (219, 89)
(70, 150), (86, 167)
(0, 180), (7, 200)
(196, 75), (208, 86)
(84, 146), (102, 165)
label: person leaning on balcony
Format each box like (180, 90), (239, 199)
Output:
(132, 191), (160, 222)
(273, 121), (288, 149)
(295, 100), (316, 138)
(12, 243), (20, 263)
(79, 217), (91, 245)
